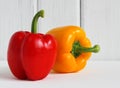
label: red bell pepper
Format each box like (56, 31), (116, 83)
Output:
(7, 10), (57, 80)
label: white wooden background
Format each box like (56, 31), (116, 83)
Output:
(0, 0), (80, 60)
(82, 0), (120, 60)
(0, 0), (36, 60)
(0, 0), (120, 61)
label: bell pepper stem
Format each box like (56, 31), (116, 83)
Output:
(31, 10), (44, 33)
(79, 45), (100, 53)
(71, 41), (100, 58)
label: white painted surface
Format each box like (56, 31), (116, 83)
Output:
(37, 0), (80, 33)
(0, 0), (35, 60)
(0, 0), (120, 61)
(0, 61), (120, 88)
(82, 0), (120, 60)
(0, 0), (80, 60)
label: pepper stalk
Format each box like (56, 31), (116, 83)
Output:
(31, 10), (44, 33)
(71, 41), (100, 58)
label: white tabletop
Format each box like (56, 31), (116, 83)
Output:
(0, 60), (120, 88)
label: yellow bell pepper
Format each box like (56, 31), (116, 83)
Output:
(47, 26), (100, 73)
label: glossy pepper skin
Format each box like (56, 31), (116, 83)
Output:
(7, 10), (57, 80)
(47, 26), (100, 73)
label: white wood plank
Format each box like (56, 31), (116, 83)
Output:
(82, 0), (120, 60)
(0, 0), (80, 60)
(0, 0), (34, 60)
(37, 0), (80, 33)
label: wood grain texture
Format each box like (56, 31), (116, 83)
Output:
(82, 0), (120, 60)
(37, 0), (80, 33)
(0, 0), (80, 60)
(0, 0), (35, 60)
(1, 0), (120, 60)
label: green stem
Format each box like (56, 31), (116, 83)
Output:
(79, 45), (100, 53)
(31, 10), (44, 33)
(71, 41), (100, 58)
